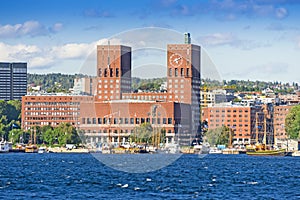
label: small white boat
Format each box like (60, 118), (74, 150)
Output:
(0, 141), (10, 153)
(38, 146), (47, 153)
(209, 148), (222, 154)
(194, 142), (210, 154)
(165, 143), (180, 154)
(292, 151), (300, 157)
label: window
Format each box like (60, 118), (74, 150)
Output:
(186, 68), (190, 76)
(87, 118), (91, 124)
(113, 118), (118, 124)
(157, 118), (161, 124)
(152, 118), (156, 124)
(98, 68), (102, 77)
(136, 118), (140, 124)
(110, 68), (113, 77)
(130, 118), (134, 124)
(98, 118), (102, 124)
(92, 118), (96, 124)
(181, 68), (184, 76)
(163, 118), (167, 124)
(125, 118), (129, 124)
(169, 68), (172, 76)
(104, 69), (108, 77)
(175, 68), (178, 77)
(116, 68), (119, 77)
(168, 118), (172, 124)
(82, 118), (86, 124)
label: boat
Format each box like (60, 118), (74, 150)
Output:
(38, 146), (47, 153)
(292, 151), (300, 157)
(246, 111), (286, 156)
(209, 147), (222, 154)
(246, 144), (286, 156)
(165, 143), (180, 154)
(0, 141), (10, 153)
(193, 142), (210, 154)
(25, 144), (38, 153)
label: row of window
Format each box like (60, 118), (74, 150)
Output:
(82, 117), (173, 125)
(210, 114), (249, 118)
(211, 109), (249, 113)
(169, 68), (190, 77)
(84, 129), (173, 134)
(99, 68), (120, 78)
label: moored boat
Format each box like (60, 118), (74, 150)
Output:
(246, 144), (286, 156)
(0, 141), (10, 153)
(38, 146), (47, 153)
(25, 144), (38, 153)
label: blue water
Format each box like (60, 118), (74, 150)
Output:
(1, 153), (300, 199)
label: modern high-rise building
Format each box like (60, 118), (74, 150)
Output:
(0, 62), (27, 100)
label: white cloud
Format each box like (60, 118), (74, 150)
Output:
(0, 21), (63, 38)
(198, 33), (270, 50)
(275, 7), (288, 19)
(199, 33), (236, 46)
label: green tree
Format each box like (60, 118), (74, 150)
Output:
(53, 123), (81, 146)
(131, 122), (153, 143)
(205, 125), (231, 146)
(285, 105), (300, 139)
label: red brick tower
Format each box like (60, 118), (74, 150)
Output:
(96, 44), (131, 101)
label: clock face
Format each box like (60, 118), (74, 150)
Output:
(169, 53), (183, 67)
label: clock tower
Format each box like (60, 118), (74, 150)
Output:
(167, 33), (201, 140)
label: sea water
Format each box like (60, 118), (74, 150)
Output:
(1, 153), (300, 199)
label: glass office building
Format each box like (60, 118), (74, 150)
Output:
(0, 62), (27, 100)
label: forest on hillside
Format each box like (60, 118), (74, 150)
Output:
(28, 73), (299, 94)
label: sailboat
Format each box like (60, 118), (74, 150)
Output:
(246, 110), (286, 156)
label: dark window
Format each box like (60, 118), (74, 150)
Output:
(87, 118), (91, 124)
(125, 118), (129, 124)
(104, 69), (108, 77)
(152, 118), (156, 124)
(98, 68), (102, 77)
(130, 118), (134, 124)
(116, 68), (119, 77)
(180, 68), (184, 76)
(92, 118), (96, 124)
(168, 118), (172, 124)
(98, 118), (102, 124)
(175, 68), (178, 77)
(136, 118), (140, 124)
(110, 68), (113, 77)
(169, 68), (172, 76)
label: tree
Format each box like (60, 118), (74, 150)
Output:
(205, 125), (231, 146)
(131, 122), (153, 144)
(285, 105), (300, 139)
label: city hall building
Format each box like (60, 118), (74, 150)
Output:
(22, 34), (201, 146)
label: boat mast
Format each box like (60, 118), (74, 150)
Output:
(263, 111), (267, 145)
(255, 112), (258, 144)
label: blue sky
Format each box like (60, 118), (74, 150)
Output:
(1, 0), (300, 82)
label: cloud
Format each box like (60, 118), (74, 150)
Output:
(275, 7), (288, 18)
(84, 9), (114, 18)
(0, 21), (63, 38)
(50, 23), (63, 33)
(0, 37), (123, 71)
(198, 33), (270, 50)
(266, 23), (298, 31)
(224, 62), (289, 81)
